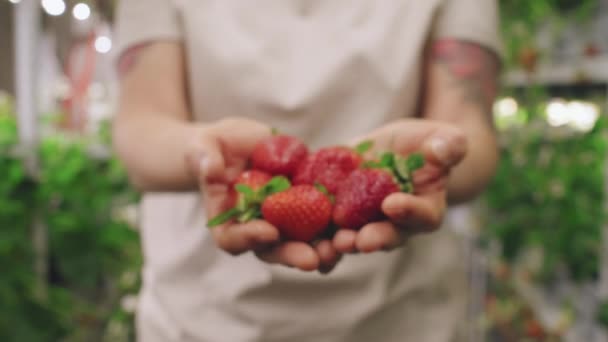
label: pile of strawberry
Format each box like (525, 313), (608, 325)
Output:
(207, 134), (425, 242)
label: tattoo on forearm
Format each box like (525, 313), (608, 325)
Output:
(430, 39), (500, 111)
(117, 43), (150, 78)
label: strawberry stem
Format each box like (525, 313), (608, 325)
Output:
(363, 151), (426, 194)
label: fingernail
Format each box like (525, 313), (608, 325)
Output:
(430, 138), (455, 166)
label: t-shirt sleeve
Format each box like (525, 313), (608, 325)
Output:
(113, 0), (182, 62)
(431, 0), (502, 56)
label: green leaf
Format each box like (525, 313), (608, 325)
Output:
(261, 176), (291, 196)
(406, 153), (425, 171)
(271, 127), (280, 135)
(354, 140), (373, 155)
(314, 183), (330, 196)
(207, 208), (240, 228)
(235, 184), (255, 197)
(378, 152), (395, 168)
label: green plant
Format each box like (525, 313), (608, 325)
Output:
(483, 102), (607, 283)
(0, 96), (141, 341)
(499, 0), (599, 69)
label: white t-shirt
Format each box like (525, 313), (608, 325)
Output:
(114, 1), (500, 341)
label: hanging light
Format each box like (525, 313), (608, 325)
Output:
(95, 36), (112, 54)
(493, 97), (519, 119)
(546, 99), (570, 127)
(9, 0), (22, 4)
(567, 101), (599, 132)
(72, 3), (91, 21)
(41, 0), (66, 16)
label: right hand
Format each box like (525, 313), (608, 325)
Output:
(186, 118), (342, 273)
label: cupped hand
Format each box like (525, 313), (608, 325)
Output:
(333, 119), (468, 254)
(186, 118), (341, 272)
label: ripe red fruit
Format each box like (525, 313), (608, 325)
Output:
(261, 185), (333, 242)
(333, 169), (400, 230)
(251, 135), (308, 177)
(293, 146), (363, 194)
(234, 170), (273, 189)
(229, 170), (272, 205)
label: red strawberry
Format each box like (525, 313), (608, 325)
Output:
(251, 135), (308, 177)
(333, 169), (400, 230)
(261, 185), (333, 242)
(229, 170), (272, 206)
(234, 170), (273, 189)
(293, 146), (363, 194)
(333, 152), (425, 230)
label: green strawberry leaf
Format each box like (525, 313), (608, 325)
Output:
(406, 153), (425, 171)
(314, 183), (335, 203)
(235, 184), (255, 197)
(378, 152), (395, 168)
(207, 208), (240, 228)
(354, 140), (374, 155)
(314, 183), (330, 195)
(261, 176), (291, 196)
(271, 127), (280, 135)
(394, 157), (412, 182)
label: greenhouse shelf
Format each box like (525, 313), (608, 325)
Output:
(504, 56), (608, 87)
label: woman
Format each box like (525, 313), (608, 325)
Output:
(113, 0), (501, 341)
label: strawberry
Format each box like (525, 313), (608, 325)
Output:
(207, 176), (290, 227)
(228, 170), (272, 206)
(261, 185), (333, 242)
(251, 135), (309, 177)
(333, 169), (400, 230)
(333, 152), (425, 230)
(293, 144), (367, 194)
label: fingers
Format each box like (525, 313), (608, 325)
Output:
(186, 119), (273, 185)
(315, 240), (342, 274)
(356, 222), (403, 253)
(333, 229), (357, 254)
(255, 241), (320, 271)
(421, 126), (468, 169)
(212, 220), (280, 255)
(381, 192), (445, 233)
(210, 118), (273, 157)
(331, 192), (446, 254)
(185, 132), (227, 184)
(348, 120), (468, 170)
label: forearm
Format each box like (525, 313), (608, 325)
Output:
(445, 115), (498, 204)
(113, 112), (202, 191)
(422, 38), (501, 204)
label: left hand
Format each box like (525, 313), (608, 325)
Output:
(332, 119), (468, 254)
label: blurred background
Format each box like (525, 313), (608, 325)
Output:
(1, 0), (608, 341)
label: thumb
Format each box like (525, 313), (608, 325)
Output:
(185, 132), (227, 185)
(422, 126), (468, 168)
(198, 136), (227, 183)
